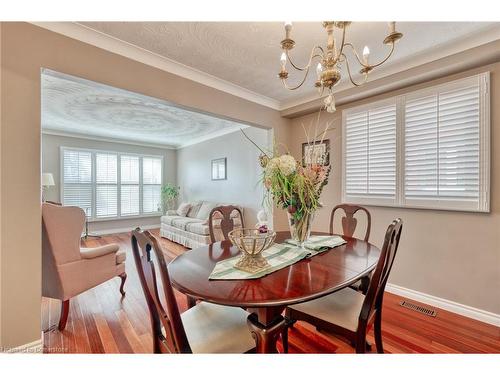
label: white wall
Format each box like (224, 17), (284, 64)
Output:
(177, 127), (269, 227)
(42, 133), (177, 233)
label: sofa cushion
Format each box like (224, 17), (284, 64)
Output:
(196, 202), (218, 220)
(176, 202), (191, 217)
(185, 222), (210, 236)
(161, 215), (177, 225)
(187, 201), (203, 218)
(171, 217), (204, 231)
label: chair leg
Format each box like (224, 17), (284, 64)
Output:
(282, 314), (296, 354)
(58, 299), (70, 331)
(355, 328), (367, 354)
(187, 296), (197, 309)
(119, 272), (127, 296)
(374, 310), (384, 354)
(282, 326), (289, 353)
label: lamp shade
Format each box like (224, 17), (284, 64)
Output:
(42, 173), (55, 187)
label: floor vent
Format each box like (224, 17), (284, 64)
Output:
(399, 300), (437, 317)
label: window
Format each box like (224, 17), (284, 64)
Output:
(61, 148), (163, 220)
(343, 73), (490, 212)
(142, 157), (162, 213)
(344, 101), (397, 204)
(121, 155), (140, 216)
(96, 153), (118, 218)
(62, 150), (92, 216)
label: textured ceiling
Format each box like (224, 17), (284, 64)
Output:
(41, 70), (247, 148)
(80, 22), (499, 104)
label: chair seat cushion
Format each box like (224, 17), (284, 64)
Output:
(289, 287), (364, 332)
(115, 250), (126, 265)
(180, 302), (255, 353)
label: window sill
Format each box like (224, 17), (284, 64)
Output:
(88, 213), (163, 222)
(343, 196), (489, 214)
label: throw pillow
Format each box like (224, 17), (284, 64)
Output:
(176, 203), (191, 217)
(196, 202), (218, 221)
(187, 201), (203, 218)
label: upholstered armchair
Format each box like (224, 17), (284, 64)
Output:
(42, 203), (127, 330)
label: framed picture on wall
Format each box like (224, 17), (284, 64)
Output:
(302, 139), (330, 166)
(211, 158), (227, 180)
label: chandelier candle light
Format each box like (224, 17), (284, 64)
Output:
(278, 21), (403, 113)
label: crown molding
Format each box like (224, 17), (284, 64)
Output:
(42, 125), (249, 150)
(31, 22), (500, 115)
(177, 124), (250, 149)
(42, 129), (178, 149)
(31, 22), (281, 110)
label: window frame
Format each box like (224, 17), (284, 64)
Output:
(60, 146), (164, 221)
(342, 72), (490, 213)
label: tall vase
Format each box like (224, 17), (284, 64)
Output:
(287, 210), (314, 247)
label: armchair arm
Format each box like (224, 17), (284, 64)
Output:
(80, 243), (120, 259)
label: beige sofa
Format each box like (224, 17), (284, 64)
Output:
(160, 201), (243, 249)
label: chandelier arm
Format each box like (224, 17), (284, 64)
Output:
(342, 53), (366, 87)
(280, 66), (312, 90)
(286, 47), (324, 72)
(366, 41), (395, 69)
(343, 41), (395, 69)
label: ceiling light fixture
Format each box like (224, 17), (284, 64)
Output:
(278, 22), (403, 112)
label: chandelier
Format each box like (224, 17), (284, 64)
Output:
(278, 22), (403, 112)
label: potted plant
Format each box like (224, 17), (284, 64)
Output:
(161, 183), (180, 213)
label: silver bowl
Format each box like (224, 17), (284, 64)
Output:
(228, 228), (276, 273)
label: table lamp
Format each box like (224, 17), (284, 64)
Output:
(42, 172), (55, 202)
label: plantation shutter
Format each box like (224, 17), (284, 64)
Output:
(404, 82), (481, 202)
(344, 103), (397, 201)
(343, 73), (489, 212)
(405, 94), (439, 197)
(62, 149), (92, 216)
(95, 153), (118, 218)
(142, 157), (162, 213)
(120, 155), (140, 216)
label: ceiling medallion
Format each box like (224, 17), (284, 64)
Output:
(278, 21), (403, 113)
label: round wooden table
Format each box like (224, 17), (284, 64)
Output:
(168, 231), (381, 353)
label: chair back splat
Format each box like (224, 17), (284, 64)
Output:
(208, 205), (244, 243)
(131, 228), (191, 353)
(330, 204), (371, 241)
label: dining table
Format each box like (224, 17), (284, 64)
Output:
(167, 231), (381, 353)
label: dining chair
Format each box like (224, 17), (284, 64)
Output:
(208, 205), (244, 243)
(330, 204), (372, 294)
(42, 202), (126, 330)
(330, 204), (371, 240)
(283, 218), (403, 354)
(131, 228), (255, 353)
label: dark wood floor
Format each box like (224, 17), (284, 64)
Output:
(42, 230), (500, 354)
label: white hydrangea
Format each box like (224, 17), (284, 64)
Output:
(277, 154), (297, 176)
(265, 157), (280, 174)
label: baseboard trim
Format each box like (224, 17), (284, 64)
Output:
(386, 283), (500, 327)
(89, 224), (160, 236)
(4, 339), (43, 353)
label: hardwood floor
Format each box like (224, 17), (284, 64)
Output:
(41, 230), (500, 354)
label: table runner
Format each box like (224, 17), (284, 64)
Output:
(209, 235), (347, 280)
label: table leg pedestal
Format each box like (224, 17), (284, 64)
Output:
(247, 308), (286, 354)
